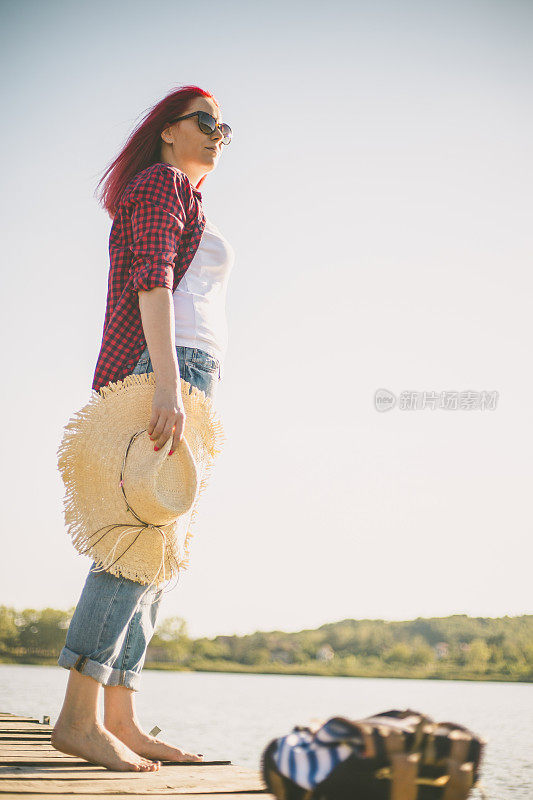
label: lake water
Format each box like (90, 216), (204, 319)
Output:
(0, 664), (531, 799)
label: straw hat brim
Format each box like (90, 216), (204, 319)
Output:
(57, 370), (225, 586)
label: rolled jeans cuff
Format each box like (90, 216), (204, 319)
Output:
(57, 645), (142, 692)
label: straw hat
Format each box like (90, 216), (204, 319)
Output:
(57, 371), (225, 589)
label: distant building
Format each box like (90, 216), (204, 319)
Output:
(317, 644), (335, 662)
(271, 648), (291, 663)
(434, 642), (449, 659)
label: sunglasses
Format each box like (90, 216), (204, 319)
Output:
(166, 110), (232, 145)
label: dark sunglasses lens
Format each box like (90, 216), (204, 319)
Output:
(198, 112), (232, 145)
(220, 123), (232, 145)
(197, 111), (216, 134)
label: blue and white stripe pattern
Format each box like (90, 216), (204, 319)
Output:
(272, 717), (365, 790)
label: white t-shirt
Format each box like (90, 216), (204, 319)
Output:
(173, 217), (234, 380)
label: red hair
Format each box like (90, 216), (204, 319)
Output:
(95, 85), (221, 218)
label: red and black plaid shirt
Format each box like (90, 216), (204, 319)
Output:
(91, 162), (206, 392)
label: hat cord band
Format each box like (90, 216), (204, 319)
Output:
(80, 429), (179, 589)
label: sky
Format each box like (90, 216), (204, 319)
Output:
(1, 0), (531, 640)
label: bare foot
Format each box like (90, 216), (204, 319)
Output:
(51, 720), (161, 772)
(105, 720), (204, 764)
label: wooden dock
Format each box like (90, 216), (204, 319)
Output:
(0, 711), (274, 799)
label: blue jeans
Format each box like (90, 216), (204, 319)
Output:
(57, 344), (221, 691)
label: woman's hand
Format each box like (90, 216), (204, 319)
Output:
(148, 380), (186, 455)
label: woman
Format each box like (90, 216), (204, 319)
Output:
(52, 86), (234, 772)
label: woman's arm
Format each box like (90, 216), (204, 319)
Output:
(126, 165), (193, 455)
(138, 286), (185, 455)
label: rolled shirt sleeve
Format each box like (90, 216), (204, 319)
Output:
(127, 165), (188, 292)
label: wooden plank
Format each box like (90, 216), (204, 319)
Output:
(0, 723), (52, 732)
(0, 780), (269, 794)
(0, 731), (51, 736)
(0, 794), (273, 799)
(0, 763), (245, 777)
(0, 739), (62, 757)
(0, 736), (52, 742)
(0, 763), (266, 793)
(0, 711), (272, 798)
(0, 749), (79, 756)
(0, 756), (136, 764)
(0, 757), (84, 765)
(0, 759), (231, 767)
(0, 746), (63, 752)
(0, 752), (231, 763)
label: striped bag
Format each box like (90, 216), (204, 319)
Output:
(260, 708), (486, 800)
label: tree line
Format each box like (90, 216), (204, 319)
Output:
(0, 606), (531, 681)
